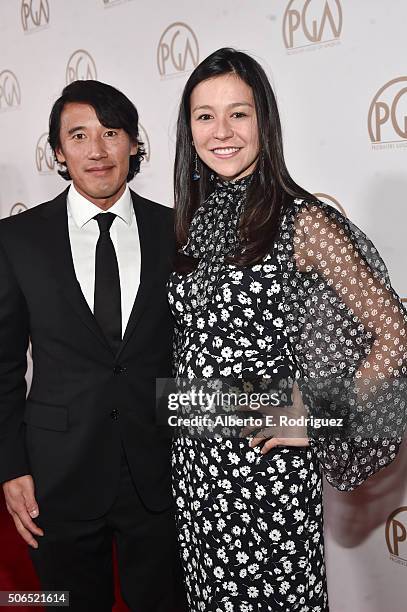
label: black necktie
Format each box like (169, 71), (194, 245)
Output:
(93, 212), (122, 351)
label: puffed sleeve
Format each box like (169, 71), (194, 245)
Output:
(278, 199), (407, 490)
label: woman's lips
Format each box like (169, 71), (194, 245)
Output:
(211, 147), (241, 158)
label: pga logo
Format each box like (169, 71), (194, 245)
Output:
(157, 22), (199, 77)
(66, 50), (97, 84)
(35, 132), (56, 174)
(10, 203), (28, 216)
(386, 507), (407, 560)
(0, 71), (21, 110)
(21, 0), (50, 32)
(283, 0), (343, 49)
(368, 77), (407, 144)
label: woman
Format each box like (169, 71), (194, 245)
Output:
(167, 48), (407, 611)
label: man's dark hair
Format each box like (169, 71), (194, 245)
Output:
(48, 80), (145, 182)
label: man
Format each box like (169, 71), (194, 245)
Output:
(0, 80), (183, 611)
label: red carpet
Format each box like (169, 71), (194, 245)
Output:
(0, 492), (129, 611)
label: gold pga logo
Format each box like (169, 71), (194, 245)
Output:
(0, 70), (21, 110)
(314, 192), (347, 217)
(66, 50), (97, 84)
(283, 0), (342, 51)
(157, 22), (199, 78)
(138, 124), (150, 163)
(10, 203), (28, 216)
(36, 132), (56, 174)
(21, 0), (50, 32)
(386, 506), (407, 565)
(368, 77), (407, 149)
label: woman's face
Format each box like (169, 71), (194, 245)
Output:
(190, 73), (259, 181)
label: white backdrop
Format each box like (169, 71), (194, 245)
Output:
(0, 1), (406, 609)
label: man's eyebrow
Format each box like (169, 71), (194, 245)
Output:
(66, 125), (121, 135)
(191, 102), (253, 113)
(67, 125), (86, 135)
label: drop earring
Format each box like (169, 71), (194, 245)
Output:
(192, 151), (201, 181)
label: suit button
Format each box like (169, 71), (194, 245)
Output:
(110, 409), (119, 420)
(113, 365), (126, 375)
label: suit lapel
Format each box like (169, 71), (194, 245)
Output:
(41, 189), (113, 354)
(117, 190), (160, 358)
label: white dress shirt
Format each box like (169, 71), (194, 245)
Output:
(67, 183), (141, 336)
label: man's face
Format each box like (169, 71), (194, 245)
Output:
(56, 102), (137, 207)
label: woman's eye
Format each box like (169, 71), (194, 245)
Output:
(104, 130), (117, 137)
(72, 133), (85, 140)
(197, 114), (212, 121)
(232, 112), (247, 118)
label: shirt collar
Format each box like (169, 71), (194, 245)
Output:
(67, 183), (134, 228)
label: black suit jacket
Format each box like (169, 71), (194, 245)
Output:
(0, 188), (175, 519)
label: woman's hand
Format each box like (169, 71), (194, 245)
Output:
(239, 382), (309, 454)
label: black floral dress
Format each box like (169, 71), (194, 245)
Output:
(167, 176), (407, 612)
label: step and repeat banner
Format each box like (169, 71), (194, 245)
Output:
(0, 1), (406, 609)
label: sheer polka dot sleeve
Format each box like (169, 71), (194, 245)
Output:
(279, 199), (407, 490)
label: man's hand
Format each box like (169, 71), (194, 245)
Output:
(240, 382), (309, 454)
(3, 475), (44, 548)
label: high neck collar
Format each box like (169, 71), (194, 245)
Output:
(181, 172), (251, 262)
(211, 172), (254, 193)
(178, 171), (252, 310)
